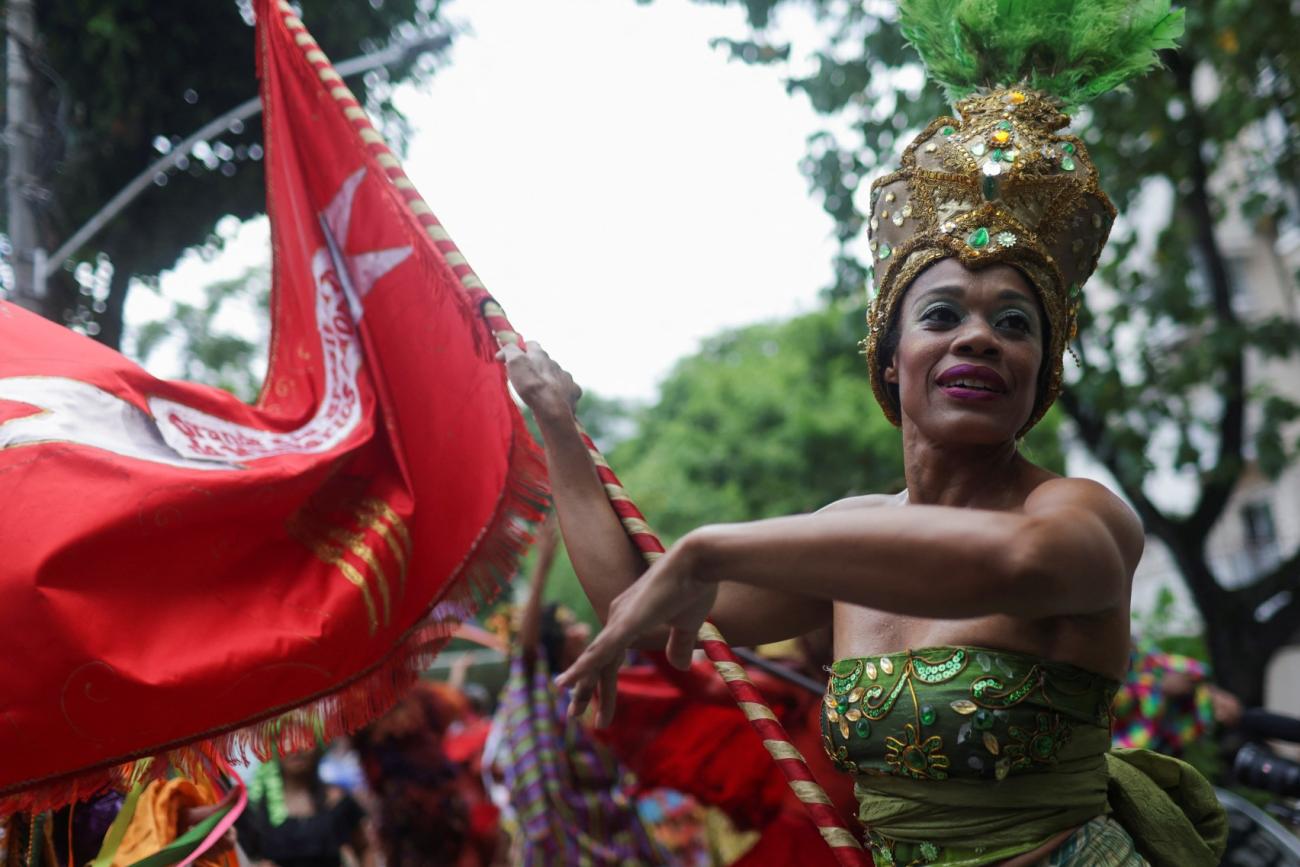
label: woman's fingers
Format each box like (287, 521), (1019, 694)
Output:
(566, 672), (596, 719)
(664, 625), (697, 671)
(597, 660), (620, 727)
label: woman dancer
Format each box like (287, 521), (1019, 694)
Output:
(499, 3), (1227, 865)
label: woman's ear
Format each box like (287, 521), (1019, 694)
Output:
(883, 355), (899, 384)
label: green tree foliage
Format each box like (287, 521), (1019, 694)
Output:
(9, 0), (450, 347)
(132, 261), (270, 402)
(670, 0), (1300, 701)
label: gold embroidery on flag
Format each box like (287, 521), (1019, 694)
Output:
(286, 488), (410, 634)
(327, 526), (392, 626)
(359, 498), (411, 600)
(287, 513), (379, 634)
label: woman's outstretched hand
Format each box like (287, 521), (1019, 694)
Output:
(555, 539), (718, 727)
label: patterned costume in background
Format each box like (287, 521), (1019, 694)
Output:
(490, 651), (665, 865)
(1111, 644), (1215, 755)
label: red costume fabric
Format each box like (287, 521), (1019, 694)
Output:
(601, 659), (858, 864)
(0, 0), (543, 812)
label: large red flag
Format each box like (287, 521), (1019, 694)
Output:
(0, 0), (544, 811)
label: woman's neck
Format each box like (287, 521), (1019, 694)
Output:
(901, 428), (1028, 509)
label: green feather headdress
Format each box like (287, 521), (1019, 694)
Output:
(898, 0), (1185, 110)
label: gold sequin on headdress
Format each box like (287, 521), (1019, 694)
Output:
(864, 88), (1115, 436)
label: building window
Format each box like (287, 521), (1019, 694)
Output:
(1237, 500), (1280, 583)
(1242, 500), (1277, 549)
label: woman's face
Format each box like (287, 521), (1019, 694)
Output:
(883, 258), (1045, 444)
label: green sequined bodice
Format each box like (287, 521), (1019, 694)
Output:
(822, 646), (1117, 783)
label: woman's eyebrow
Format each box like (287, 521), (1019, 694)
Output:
(997, 289), (1034, 303)
(914, 286), (965, 303)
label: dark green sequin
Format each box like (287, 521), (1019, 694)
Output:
(913, 649), (967, 683)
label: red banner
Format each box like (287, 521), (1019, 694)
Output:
(0, 0), (544, 811)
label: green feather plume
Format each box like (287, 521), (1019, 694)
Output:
(898, 0), (1185, 109)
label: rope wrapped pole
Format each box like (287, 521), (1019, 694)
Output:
(479, 300), (868, 864)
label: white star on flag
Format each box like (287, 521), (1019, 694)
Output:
(320, 167), (413, 321)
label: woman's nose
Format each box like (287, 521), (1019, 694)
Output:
(954, 320), (1001, 357)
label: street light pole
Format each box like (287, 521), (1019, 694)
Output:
(5, 0), (43, 314)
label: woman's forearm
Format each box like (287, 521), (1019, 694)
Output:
(684, 500), (1125, 620)
(533, 404), (649, 622)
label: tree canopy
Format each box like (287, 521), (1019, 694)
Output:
(7, 0), (449, 346)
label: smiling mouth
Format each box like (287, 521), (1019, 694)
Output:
(943, 379), (1003, 393)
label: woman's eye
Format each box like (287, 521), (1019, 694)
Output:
(997, 312), (1032, 332)
(920, 305), (959, 324)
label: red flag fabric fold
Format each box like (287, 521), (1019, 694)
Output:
(0, 0), (545, 812)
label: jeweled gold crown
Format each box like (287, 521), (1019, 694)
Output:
(864, 0), (1185, 436)
(864, 87), (1114, 436)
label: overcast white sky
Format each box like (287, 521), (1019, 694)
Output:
(131, 0), (839, 403)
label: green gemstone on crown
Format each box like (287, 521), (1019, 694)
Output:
(941, 125), (955, 136)
(1062, 142), (1076, 154)
(878, 243), (892, 260)
(920, 704), (937, 726)
(855, 720), (872, 738)
(996, 120), (1013, 131)
(967, 227), (990, 249)
(1061, 156), (1076, 172)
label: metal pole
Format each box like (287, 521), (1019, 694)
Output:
(5, 0), (43, 313)
(39, 32), (450, 285)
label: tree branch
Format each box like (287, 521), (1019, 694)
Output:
(1167, 53), (1247, 539)
(1058, 388), (1174, 540)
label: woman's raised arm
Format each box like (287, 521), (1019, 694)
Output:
(498, 342), (830, 650)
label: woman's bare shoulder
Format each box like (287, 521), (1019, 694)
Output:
(1025, 476), (1145, 567)
(818, 492), (903, 514)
